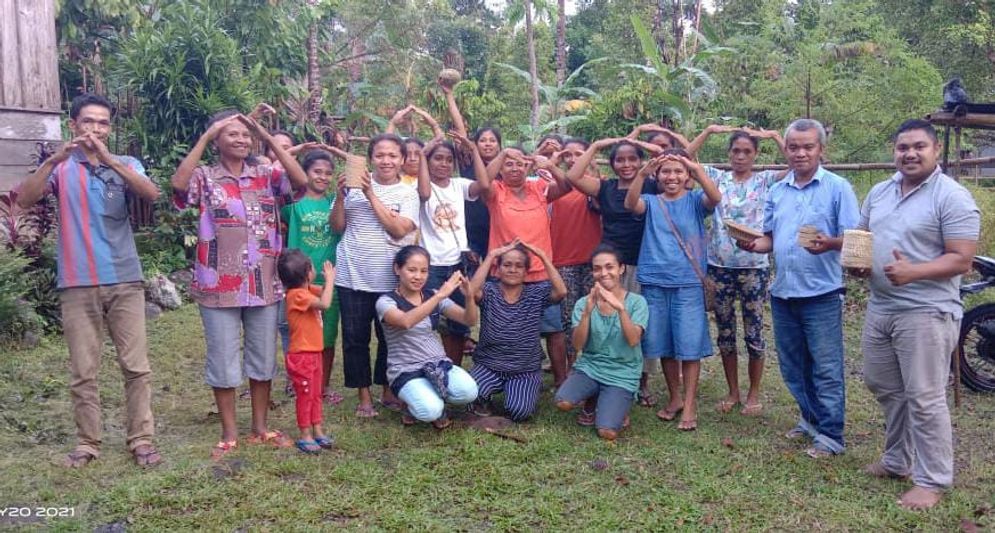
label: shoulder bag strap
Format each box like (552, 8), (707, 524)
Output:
(656, 195), (709, 285)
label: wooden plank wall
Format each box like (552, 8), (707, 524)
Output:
(0, 0), (61, 191)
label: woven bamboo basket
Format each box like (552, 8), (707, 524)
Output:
(723, 219), (763, 242)
(343, 154), (367, 189)
(797, 225), (819, 248)
(842, 229), (873, 269)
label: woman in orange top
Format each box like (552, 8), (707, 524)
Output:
(480, 146), (572, 385)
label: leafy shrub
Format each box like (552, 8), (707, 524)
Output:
(0, 249), (45, 345)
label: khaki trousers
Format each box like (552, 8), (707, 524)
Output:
(862, 309), (958, 489)
(60, 282), (154, 456)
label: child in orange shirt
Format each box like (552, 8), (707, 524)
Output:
(277, 249), (336, 453)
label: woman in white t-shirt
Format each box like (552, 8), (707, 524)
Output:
(330, 133), (420, 418)
(415, 133), (491, 365)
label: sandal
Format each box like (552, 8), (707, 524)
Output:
(295, 439), (321, 454)
(355, 404), (379, 418)
(716, 398), (740, 414)
(322, 390), (344, 406)
(401, 411), (417, 426)
(432, 415), (452, 430)
(740, 402), (764, 416)
(314, 435), (335, 449)
(656, 406), (683, 422)
(210, 440), (237, 461)
(468, 399), (492, 417)
(576, 409), (595, 427)
(378, 398), (404, 412)
(64, 449), (96, 469)
(637, 391), (658, 408)
(132, 444), (163, 468)
(245, 430), (292, 448)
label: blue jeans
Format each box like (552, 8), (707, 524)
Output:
(771, 291), (846, 453)
(397, 366), (478, 422)
(427, 265), (470, 337)
(555, 370), (635, 431)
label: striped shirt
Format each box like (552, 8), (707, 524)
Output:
(46, 150), (149, 288)
(334, 181), (419, 293)
(472, 280), (552, 373)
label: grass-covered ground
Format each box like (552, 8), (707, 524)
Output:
(1, 295), (994, 532)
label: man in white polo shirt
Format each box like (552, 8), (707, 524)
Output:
(855, 119), (980, 509)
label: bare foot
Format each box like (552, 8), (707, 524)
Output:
(677, 417), (697, 431)
(898, 486), (942, 510)
(864, 462), (909, 480)
(656, 402), (683, 421)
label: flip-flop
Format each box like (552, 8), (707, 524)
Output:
(322, 390), (345, 406)
(295, 439), (321, 454)
(355, 404), (379, 418)
(637, 392), (658, 407)
(401, 411), (417, 426)
(132, 444), (163, 468)
(64, 450), (96, 469)
(716, 399), (740, 414)
(576, 410), (595, 427)
(378, 398), (404, 412)
(656, 406), (683, 422)
(245, 430), (292, 448)
(210, 440), (237, 461)
(740, 402), (764, 416)
(314, 435), (335, 449)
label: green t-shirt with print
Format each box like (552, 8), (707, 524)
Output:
(282, 194), (341, 285)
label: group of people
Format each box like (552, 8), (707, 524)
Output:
(20, 88), (979, 511)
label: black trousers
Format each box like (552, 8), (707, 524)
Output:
(337, 286), (388, 388)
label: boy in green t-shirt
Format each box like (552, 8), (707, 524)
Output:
(281, 150), (344, 405)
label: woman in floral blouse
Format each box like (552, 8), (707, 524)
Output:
(172, 110), (308, 460)
(686, 125), (785, 417)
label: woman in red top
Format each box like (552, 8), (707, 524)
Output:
(480, 146), (572, 386)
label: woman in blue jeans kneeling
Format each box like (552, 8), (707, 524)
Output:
(377, 246), (479, 428)
(555, 245), (649, 441)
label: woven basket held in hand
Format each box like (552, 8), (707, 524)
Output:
(723, 219), (763, 242)
(842, 229), (873, 269)
(797, 225), (819, 248)
(344, 155), (367, 189)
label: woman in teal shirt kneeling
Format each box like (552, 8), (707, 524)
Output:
(555, 245), (649, 441)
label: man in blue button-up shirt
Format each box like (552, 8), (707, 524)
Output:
(740, 119), (859, 458)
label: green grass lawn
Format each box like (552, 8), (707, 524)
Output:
(1, 301), (994, 531)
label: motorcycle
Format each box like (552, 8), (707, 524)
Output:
(958, 256), (995, 392)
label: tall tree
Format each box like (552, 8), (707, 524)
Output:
(555, 0), (567, 86)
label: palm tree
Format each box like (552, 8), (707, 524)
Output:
(305, 0), (321, 124)
(556, 0), (567, 87)
(506, 0), (553, 131)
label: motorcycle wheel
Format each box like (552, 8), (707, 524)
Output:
(958, 302), (995, 393)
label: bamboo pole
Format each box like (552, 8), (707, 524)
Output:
(586, 156), (995, 172)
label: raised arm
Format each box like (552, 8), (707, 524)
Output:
(743, 127), (787, 158)
(469, 240), (519, 301)
(521, 241), (567, 302)
(624, 157), (661, 215)
(451, 131), (490, 197)
(84, 134), (160, 202)
(171, 114), (241, 194)
(240, 115), (308, 189)
(417, 137), (440, 201)
(330, 173), (348, 233)
(16, 141), (77, 208)
(678, 155), (721, 210)
(685, 124), (736, 158)
(382, 271), (466, 330)
(360, 172), (416, 239)
(440, 79), (468, 138)
(412, 106), (445, 139)
(384, 106), (412, 135)
(566, 138), (619, 197)
(312, 262), (337, 310)
(442, 272), (479, 327)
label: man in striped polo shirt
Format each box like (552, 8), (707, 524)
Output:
(17, 93), (163, 468)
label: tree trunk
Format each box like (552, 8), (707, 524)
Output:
(671, 0), (684, 66)
(690, 0), (703, 56)
(347, 37), (365, 112)
(526, 1), (540, 132)
(654, 0), (670, 65)
(555, 0), (566, 87)
(306, 21), (321, 125)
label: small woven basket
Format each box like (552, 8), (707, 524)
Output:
(842, 229), (873, 269)
(797, 225), (819, 248)
(723, 219), (763, 242)
(343, 154), (367, 189)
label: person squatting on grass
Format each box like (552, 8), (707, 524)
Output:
(624, 149), (722, 432)
(277, 249), (337, 454)
(172, 109), (310, 459)
(852, 119), (980, 510)
(739, 118), (860, 459)
(467, 240), (567, 421)
(555, 245), (649, 441)
(17, 93), (163, 469)
(377, 246), (480, 429)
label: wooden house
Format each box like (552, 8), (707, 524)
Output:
(0, 0), (61, 191)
